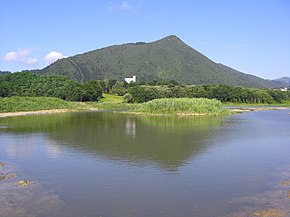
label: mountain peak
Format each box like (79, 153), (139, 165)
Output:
(163, 35), (179, 39)
(158, 35), (183, 43)
(40, 35), (273, 88)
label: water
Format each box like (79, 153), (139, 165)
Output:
(0, 110), (290, 217)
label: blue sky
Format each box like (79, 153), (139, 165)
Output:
(0, 0), (289, 79)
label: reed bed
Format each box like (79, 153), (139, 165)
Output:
(141, 98), (226, 115)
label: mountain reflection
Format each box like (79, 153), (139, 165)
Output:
(0, 112), (226, 170)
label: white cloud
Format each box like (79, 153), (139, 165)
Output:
(23, 58), (38, 65)
(3, 48), (38, 65)
(121, 1), (133, 10)
(107, 1), (136, 12)
(107, 2), (115, 11)
(44, 51), (66, 65)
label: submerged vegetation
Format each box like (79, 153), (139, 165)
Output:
(253, 208), (283, 217)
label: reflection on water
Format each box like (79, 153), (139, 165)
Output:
(125, 117), (136, 138)
(0, 110), (290, 217)
(3, 138), (37, 158)
(45, 144), (63, 159)
(0, 112), (225, 170)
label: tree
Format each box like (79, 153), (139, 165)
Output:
(267, 89), (287, 103)
(111, 81), (126, 96)
(78, 81), (102, 101)
(127, 85), (159, 103)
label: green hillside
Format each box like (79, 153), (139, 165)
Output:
(39, 35), (274, 87)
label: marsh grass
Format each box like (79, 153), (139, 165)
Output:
(0, 97), (77, 112)
(99, 94), (124, 103)
(0, 95), (139, 113)
(139, 98), (227, 115)
(0, 95), (229, 115)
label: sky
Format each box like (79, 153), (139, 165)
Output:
(0, 0), (289, 79)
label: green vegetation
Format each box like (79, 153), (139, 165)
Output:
(0, 97), (77, 112)
(0, 72), (289, 115)
(111, 81), (126, 96)
(222, 100), (290, 107)
(89, 93), (139, 111)
(0, 70), (11, 75)
(39, 35), (274, 88)
(138, 98), (227, 115)
(100, 93), (124, 103)
(0, 94), (138, 113)
(127, 84), (289, 104)
(0, 72), (103, 101)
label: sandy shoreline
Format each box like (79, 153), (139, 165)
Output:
(0, 109), (73, 118)
(228, 106), (289, 113)
(0, 106), (289, 118)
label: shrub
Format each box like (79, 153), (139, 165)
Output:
(123, 93), (133, 103)
(111, 81), (126, 96)
(0, 97), (75, 112)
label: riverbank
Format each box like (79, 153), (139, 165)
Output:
(1, 95), (289, 118)
(228, 106), (289, 113)
(1, 106), (288, 118)
(0, 109), (73, 118)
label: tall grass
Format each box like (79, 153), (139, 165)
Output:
(141, 98), (226, 114)
(100, 94), (124, 103)
(95, 93), (139, 111)
(0, 97), (77, 112)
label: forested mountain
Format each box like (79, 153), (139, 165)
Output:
(271, 77), (290, 87)
(0, 70), (11, 75)
(39, 35), (274, 87)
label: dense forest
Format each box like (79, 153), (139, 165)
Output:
(39, 35), (274, 88)
(0, 72), (289, 104)
(124, 81), (289, 104)
(0, 72), (103, 101)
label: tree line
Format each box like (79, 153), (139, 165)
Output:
(126, 84), (288, 104)
(0, 72), (103, 101)
(121, 81), (289, 104)
(0, 73), (289, 104)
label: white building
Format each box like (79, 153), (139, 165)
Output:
(125, 76), (136, 84)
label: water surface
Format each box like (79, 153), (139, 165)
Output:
(0, 110), (289, 217)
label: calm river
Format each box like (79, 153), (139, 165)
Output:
(0, 109), (290, 217)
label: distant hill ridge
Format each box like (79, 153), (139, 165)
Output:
(271, 77), (290, 87)
(39, 35), (274, 87)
